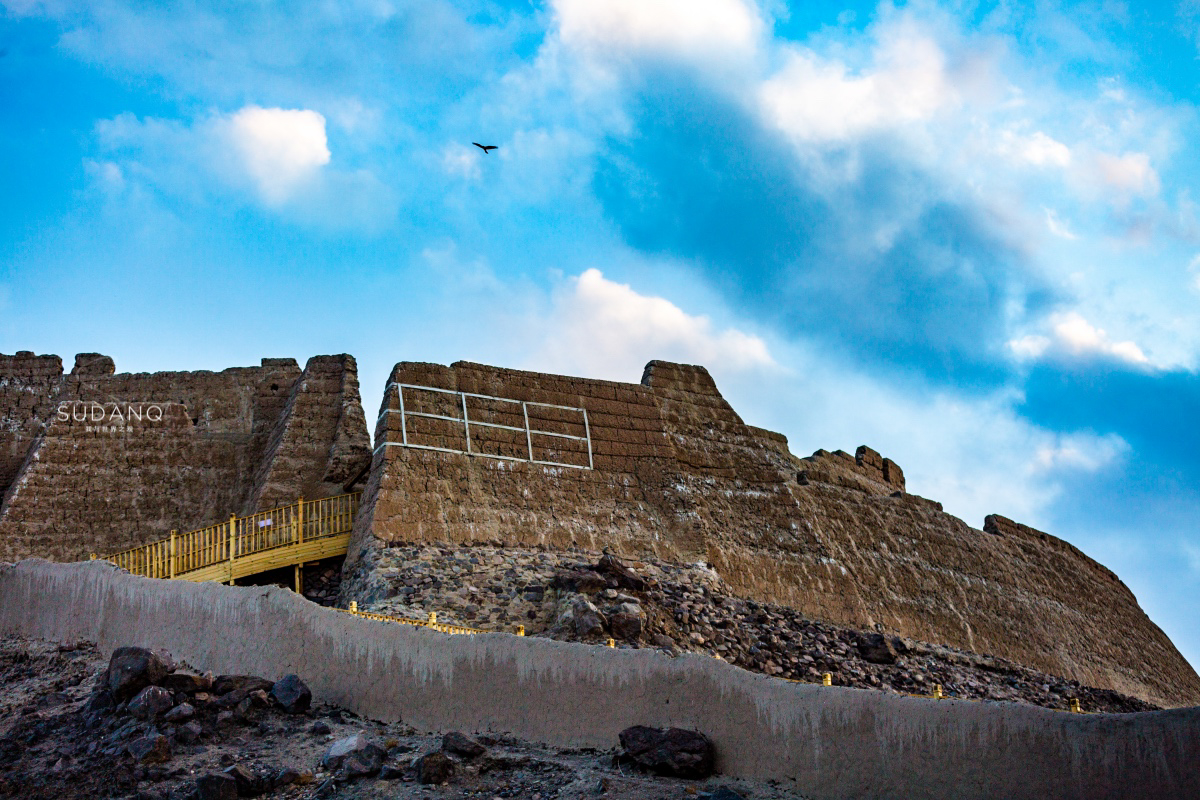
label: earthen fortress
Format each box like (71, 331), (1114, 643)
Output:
(2, 350), (1197, 709)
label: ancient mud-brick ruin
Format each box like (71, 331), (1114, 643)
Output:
(344, 359), (1200, 709)
(3, 350), (1198, 710)
(0, 351), (371, 561)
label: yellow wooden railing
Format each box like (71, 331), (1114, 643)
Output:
(98, 493), (361, 586)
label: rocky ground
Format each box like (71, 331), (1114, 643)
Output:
(356, 544), (1156, 714)
(0, 636), (793, 800)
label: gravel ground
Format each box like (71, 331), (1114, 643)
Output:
(0, 636), (807, 800)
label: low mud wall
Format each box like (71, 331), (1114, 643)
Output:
(1, 560), (1195, 800)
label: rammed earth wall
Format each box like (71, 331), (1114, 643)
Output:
(345, 359), (1200, 709)
(0, 352), (371, 561)
(2, 560), (1197, 800)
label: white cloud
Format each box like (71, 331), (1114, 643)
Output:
(220, 107), (331, 205)
(532, 268), (774, 380)
(759, 30), (962, 143)
(1032, 433), (1128, 472)
(1043, 207), (1077, 239)
(552, 0), (762, 61)
(999, 130), (1072, 167)
(1008, 311), (1149, 365)
(90, 108), (394, 230)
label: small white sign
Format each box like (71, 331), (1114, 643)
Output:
(258, 519), (273, 528)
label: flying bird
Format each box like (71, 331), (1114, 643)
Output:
(473, 142), (498, 154)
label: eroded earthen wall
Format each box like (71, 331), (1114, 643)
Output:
(0, 352), (371, 561)
(345, 358), (1200, 709)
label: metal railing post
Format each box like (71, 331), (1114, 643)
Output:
(228, 513), (236, 585)
(461, 392), (471, 454)
(398, 384), (408, 446)
(522, 402), (533, 462)
(168, 530), (176, 579)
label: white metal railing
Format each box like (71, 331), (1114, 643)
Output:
(373, 383), (593, 470)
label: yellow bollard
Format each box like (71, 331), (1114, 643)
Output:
(89, 554), (96, 561)
(607, 638), (616, 648)
(822, 673), (832, 687)
(1069, 698), (1081, 713)
(934, 684), (944, 699)
(349, 600), (358, 612)
(428, 611), (438, 625)
(516, 625), (525, 636)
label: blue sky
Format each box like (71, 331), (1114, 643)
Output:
(3, 0), (1199, 675)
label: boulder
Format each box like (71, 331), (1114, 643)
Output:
(856, 633), (898, 665)
(196, 774), (238, 800)
(273, 767), (301, 787)
(595, 553), (647, 590)
(618, 726), (715, 779)
(164, 702), (195, 722)
(212, 675), (274, 695)
(223, 763), (268, 797)
(106, 646), (172, 701)
(160, 671), (212, 693)
(442, 731), (486, 758)
(127, 733), (172, 764)
(321, 733), (385, 778)
(270, 674), (312, 713)
(177, 721), (203, 744)
(128, 685), (174, 720)
(416, 751), (455, 784)
(610, 604), (644, 641)
(566, 595), (606, 638)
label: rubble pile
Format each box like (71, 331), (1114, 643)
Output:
(360, 544), (1156, 714)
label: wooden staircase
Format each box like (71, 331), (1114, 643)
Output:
(98, 493), (360, 590)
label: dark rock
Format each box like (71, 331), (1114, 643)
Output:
(568, 596), (607, 638)
(273, 767), (301, 787)
(610, 611), (644, 641)
(379, 763), (406, 780)
(160, 671), (212, 693)
(107, 647), (172, 701)
(856, 633), (898, 665)
(127, 733), (172, 764)
(442, 731), (486, 758)
(211, 675), (274, 696)
(310, 720), (331, 735)
(223, 763), (267, 797)
(247, 689), (270, 707)
(128, 686), (174, 720)
(84, 689), (115, 714)
(196, 774), (238, 800)
(618, 726), (714, 779)
(595, 553), (647, 591)
(416, 751), (455, 784)
(551, 569), (609, 594)
(164, 702), (195, 722)
(177, 721), (203, 744)
(216, 689), (250, 708)
(270, 674), (311, 713)
(321, 733), (385, 778)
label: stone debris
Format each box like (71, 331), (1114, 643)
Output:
(618, 726), (715, 779)
(269, 673), (312, 714)
(442, 730), (487, 758)
(0, 635), (795, 800)
(359, 544), (1158, 714)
